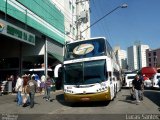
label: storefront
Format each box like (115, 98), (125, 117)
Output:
(0, 0), (66, 93)
(0, 19), (64, 82)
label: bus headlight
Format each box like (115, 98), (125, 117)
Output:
(97, 87), (108, 92)
(64, 89), (73, 93)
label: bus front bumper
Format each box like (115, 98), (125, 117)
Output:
(64, 91), (111, 102)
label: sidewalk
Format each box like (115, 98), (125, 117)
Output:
(10, 90), (63, 96)
(35, 89), (63, 96)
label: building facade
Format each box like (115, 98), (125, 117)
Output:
(127, 44), (149, 71)
(75, 0), (90, 40)
(146, 48), (160, 67)
(53, 0), (90, 41)
(127, 46), (138, 70)
(0, 0), (90, 81)
(138, 45), (149, 68)
(117, 50), (127, 70)
(114, 46), (127, 70)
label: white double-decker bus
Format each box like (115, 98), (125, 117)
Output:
(54, 37), (122, 102)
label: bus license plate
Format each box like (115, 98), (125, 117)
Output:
(81, 97), (90, 101)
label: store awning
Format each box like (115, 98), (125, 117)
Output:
(48, 51), (63, 62)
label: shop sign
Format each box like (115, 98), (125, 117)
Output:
(0, 19), (35, 45)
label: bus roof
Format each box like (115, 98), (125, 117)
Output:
(66, 37), (106, 44)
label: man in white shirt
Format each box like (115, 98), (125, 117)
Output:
(15, 75), (23, 106)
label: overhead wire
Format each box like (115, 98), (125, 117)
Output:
(99, 0), (112, 41)
(92, 0), (106, 37)
(92, 0), (112, 41)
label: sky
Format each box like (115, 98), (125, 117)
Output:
(90, 0), (160, 50)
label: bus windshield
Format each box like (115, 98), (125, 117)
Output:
(64, 38), (105, 60)
(64, 60), (106, 85)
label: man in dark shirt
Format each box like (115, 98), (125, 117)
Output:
(27, 75), (37, 108)
(132, 75), (143, 104)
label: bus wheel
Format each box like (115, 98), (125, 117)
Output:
(119, 83), (122, 91)
(111, 86), (116, 101)
(114, 85), (117, 98)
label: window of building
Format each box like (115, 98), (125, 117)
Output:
(153, 52), (156, 56)
(149, 63), (151, 67)
(154, 62), (157, 67)
(149, 58), (151, 62)
(148, 52), (151, 57)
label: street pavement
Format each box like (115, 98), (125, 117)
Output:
(0, 89), (159, 120)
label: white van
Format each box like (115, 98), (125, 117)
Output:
(124, 73), (136, 87)
(152, 73), (160, 88)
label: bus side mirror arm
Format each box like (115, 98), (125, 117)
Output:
(54, 64), (62, 78)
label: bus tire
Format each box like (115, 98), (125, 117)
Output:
(111, 87), (115, 101)
(112, 86), (116, 101)
(119, 83), (122, 91)
(114, 85), (117, 98)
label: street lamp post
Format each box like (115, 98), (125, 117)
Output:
(80, 3), (128, 39)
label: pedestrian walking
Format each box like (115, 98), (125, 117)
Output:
(40, 75), (46, 94)
(15, 75), (23, 106)
(35, 74), (41, 93)
(22, 74), (30, 107)
(27, 75), (37, 108)
(44, 76), (53, 101)
(132, 75), (143, 104)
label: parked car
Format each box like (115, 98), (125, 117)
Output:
(123, 73), (137, 88)
(143, 76), (152, 88)
(138, 67), (157, 88)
